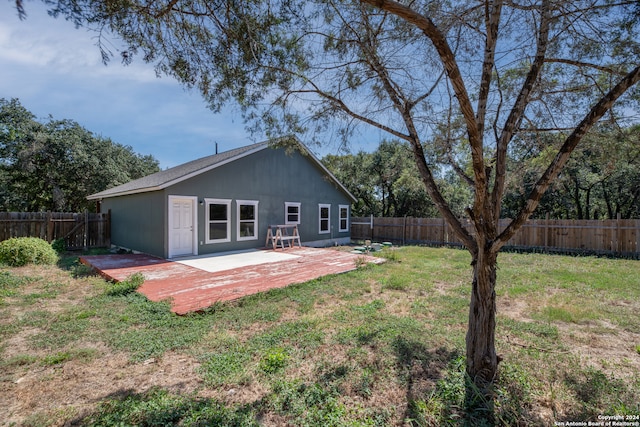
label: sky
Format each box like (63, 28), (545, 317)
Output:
(0, 2), (379, 168)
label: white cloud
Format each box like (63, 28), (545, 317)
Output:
(0, 1), (253, 168)
(0, 1), (374, 169)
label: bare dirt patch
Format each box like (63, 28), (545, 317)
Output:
(1, 347), (203, 426)
(558, 324), (640, 378)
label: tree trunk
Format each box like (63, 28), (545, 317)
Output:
(465, 245), (498, 417)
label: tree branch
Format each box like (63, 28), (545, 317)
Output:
(544, 58), (628, 76)
(494, 64), (640, 252)
(363, 0), (485, 249)
(476, 0), (502, 137)
(361, 0), (483, 171)
(491, 0), (551, 223)
(153, 0), (180, 18)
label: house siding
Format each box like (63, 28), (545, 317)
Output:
(102, 146), (352, 258)
(101, 191), (165, 256)
(166, 147), (351, 256)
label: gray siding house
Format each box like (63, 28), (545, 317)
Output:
(87, 138), (356, 258)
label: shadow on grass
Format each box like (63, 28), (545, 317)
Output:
(392, 336), (463, 425)
(68, 387), (260, 427)
(560, 367), (639, 422)
(393, 336), (544, 426)
(57, 249), (110, 277)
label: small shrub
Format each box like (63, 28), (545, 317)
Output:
(106, 272), (145, 296)
(0, 237), (58, 267)
(51, 238), (66, 253)
(259, 347), (289, 374)
(382, 275), (410, 291)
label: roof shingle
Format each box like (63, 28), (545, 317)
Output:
(88, 142), (267, 199)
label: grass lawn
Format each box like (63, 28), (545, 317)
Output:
(1, 246), (638, 426)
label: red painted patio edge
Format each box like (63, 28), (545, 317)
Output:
(80, 247), (383, 314)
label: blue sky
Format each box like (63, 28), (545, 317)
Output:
(0, 2), (379, 168)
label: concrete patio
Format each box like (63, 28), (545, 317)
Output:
(80, 247), (384, 314)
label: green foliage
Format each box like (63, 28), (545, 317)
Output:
(502, 125), (640, 219)
(200, 342), (252, 386)
(259, 347), (289, 374)
(0, 98), (160, 212)
(0, 237), (58, 267)
(105, 272), (145, 296)
(0, 271), (35, 301)
(51, 238), (66, 254)
(96, 293), (214, 361)
(323, 140), (462, 217)
(269, 380), (348, 426)
(83, 388), (258, 427)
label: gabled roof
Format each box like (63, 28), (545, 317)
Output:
(87, 137), (356, 202)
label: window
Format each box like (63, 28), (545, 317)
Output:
(237, 200), (259, 241)
(339, 205), (349, 232)
(285, 202), (301, 225)
(205, 198), (231, 243)
(319, 204), (330, 234)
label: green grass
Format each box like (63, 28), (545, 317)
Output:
(1, 247), (639, 426)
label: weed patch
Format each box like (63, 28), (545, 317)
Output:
(105, 272), (145, 296)
(0, 271), (37, 304)
(269, 380), (349, 426)
(80, 388), (258, 426)
(259, 347), (289, 374)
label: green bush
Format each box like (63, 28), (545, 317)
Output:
(51, 238), (66, 253)
(259, 347), (289, 374)
(0, 237), (59, 267)
(106, 272), (145, 296)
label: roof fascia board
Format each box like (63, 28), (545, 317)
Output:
(89, 139), (356, 204)
(89, 144), (269, 200)
(86, 186), (163, 200)
(154, 144), (269, 191)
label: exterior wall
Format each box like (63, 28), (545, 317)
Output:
(101, 191), (165, 257)
(165, 147), (352, 256)
(103, 146), (352, 258)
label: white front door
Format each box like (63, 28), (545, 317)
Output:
(168, 196), (197, 258)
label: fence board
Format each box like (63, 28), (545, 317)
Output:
(351, 216), (640, 258)
(0, 211), (111, 250)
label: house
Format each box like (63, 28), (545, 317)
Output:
(87, 137), (356, 258)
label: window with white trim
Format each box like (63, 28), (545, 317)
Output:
(319, 204), (330, 234)
(339, 205), (349, 232)
(285, 202), (301, 225)
(205, 198), (231, 243)
(237, 200), (259, 241)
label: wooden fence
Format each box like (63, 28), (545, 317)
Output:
(0, 211), (111, 250)
(351, 215), (640, 258)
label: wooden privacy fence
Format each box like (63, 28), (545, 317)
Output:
(0, 211), (111, 250)
(351, 215), (640, 258)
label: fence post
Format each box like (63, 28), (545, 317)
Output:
(403, 216), (407, 246)
(636, 218), (639, 259)
(614, 212), (621, 256)
(106, 209), (112, 248)
(46, 211), (53, 243)
(84, 209), (89, 250)
(544, 213), (549, 253)
(370, 214), (374, 241)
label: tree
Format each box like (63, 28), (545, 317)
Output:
(16, 0), (640, 419)
(0, 98), (160, 212)
(324, 140), (461, 217)
(322, 151), (379, 216)
(501, 126), (640, 219)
